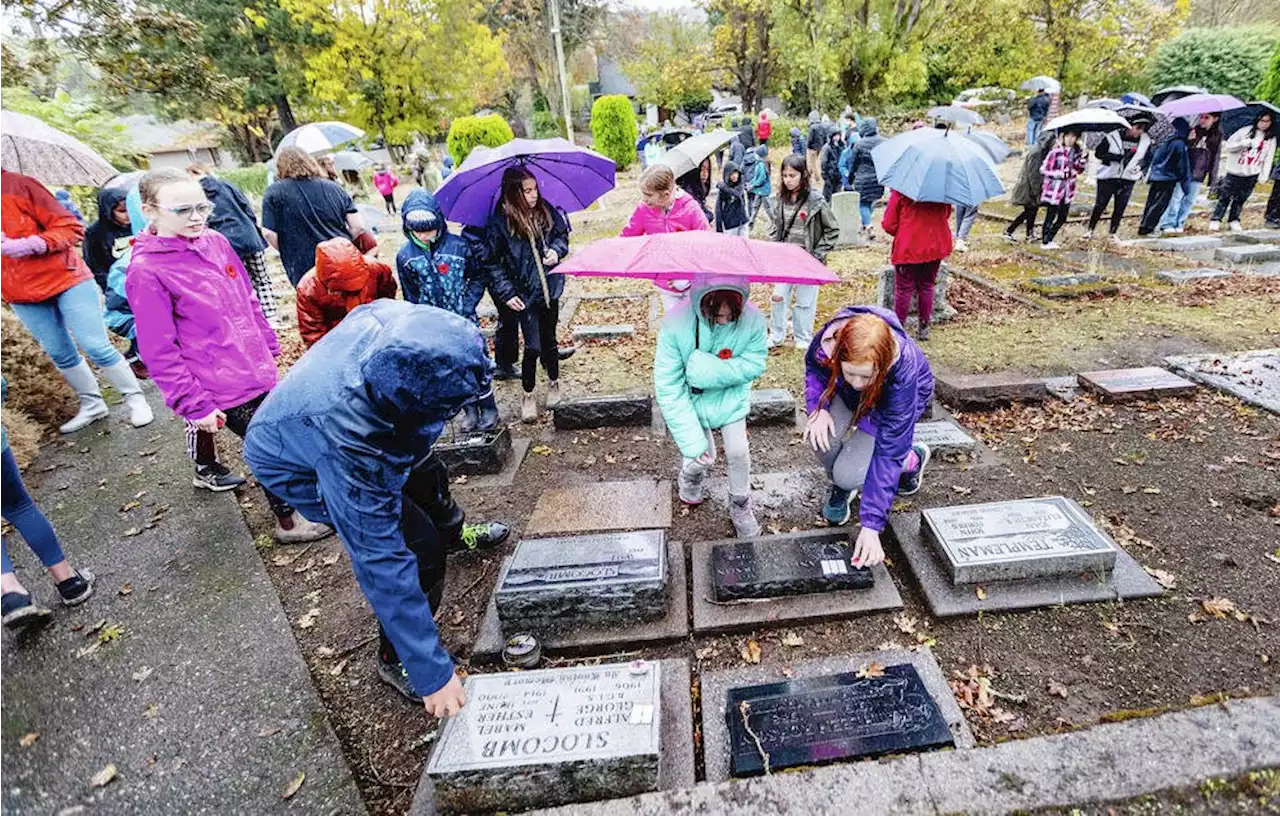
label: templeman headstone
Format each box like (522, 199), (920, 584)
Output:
(426, 661), (663, 812)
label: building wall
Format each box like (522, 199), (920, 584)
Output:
(147, 147), (238, 171)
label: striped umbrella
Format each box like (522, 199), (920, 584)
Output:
(1, 110), (119, 187)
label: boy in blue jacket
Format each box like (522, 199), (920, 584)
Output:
(1137, 118), (1191, 237)
(747, 145), (773, 229)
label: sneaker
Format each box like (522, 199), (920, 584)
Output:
(954, 240), (969, 252)
(767, 339), (784, 351)
(678, 467), (705, 505)
(917, 324), (931, 341)
(1002, 232), (1017, 244)
(2, 592), (52, 631)
(1081, 231), (1093, 241)
(56, 568), (96, 606)
(376, 655), (420, 703)
(1041, 242), (1060, 250)
(898, 443), (932, 496)
(1108, 233), (1124, 243)
(129, 359), (151, 380)
(520, 392), (538, 423)
(457, 521), (510, 553)
(545, 380), (562, 408)
(274, 513), (333, 544)
(193, 463), (247, 492)
(1266, 219), (1280, 229)
(1167, 227), (1184, 235)
(557, 346), (578, 362)
(1208, 220), (1221, 232)
(823, 485), (856, 526)
(1228, 221), (1243, 232)
(729, 496), (761, 538)
(493, 363), (520, 381)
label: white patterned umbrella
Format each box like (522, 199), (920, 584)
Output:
(275, 121), (365, 156)
(1, 110), (119, 187)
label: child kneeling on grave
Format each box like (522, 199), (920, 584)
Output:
(654, 278), (767, 538)
(803, 306), (934, 568)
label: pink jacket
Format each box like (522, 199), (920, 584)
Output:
(620, 190), (710, 236)
(373, 171), (399, 196)
(125, 228), (280, 421)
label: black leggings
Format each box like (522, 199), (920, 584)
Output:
(1041, 201), (1071, 244)
(1267, 177), (1280, 224)
(1006, 204), (1041, 238)
(189, 392), (292, 519)
(516, 299), (560, 392)
(1213, 174), (1258, 224)
(1089, 179), (1134, 234)
(1139, 181), (1176, 236)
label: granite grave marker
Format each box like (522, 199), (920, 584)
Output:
(1077, 367), (1197, 401)
(711, 537), (873, 602)
(910, 421), (977, 455)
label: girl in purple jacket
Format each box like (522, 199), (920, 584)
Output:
(126, 168), (330, 543)
(802, 306), (934, 567)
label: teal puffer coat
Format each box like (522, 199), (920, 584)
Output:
(653, 278), (768, 459)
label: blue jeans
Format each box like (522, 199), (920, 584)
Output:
(769, 283), (819, 346)
(859, 201), (875, 227)
(954, 205), (979, 241)
(1026, 119), (1044, 145)
(1158, 180), (1201, 231)
(8, 280), (122, 371)
(1, 448), (66, 574)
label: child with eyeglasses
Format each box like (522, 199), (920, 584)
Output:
(125, 168), (332, 544)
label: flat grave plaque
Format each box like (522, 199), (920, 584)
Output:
(711, 538), (872, 602)
(911, 421), (977, 455)
(1078, 367), (1197, 401)
(1164, 349), (1280, 415)
(922, 496), (1116, 585)
(425, 661), (662, 812)
(495, 530), (667, 626)
(524, 479), (672, 536)
(1155, 268), (1230, 285)
(725, 663), (953, 777)
(935, 372), (1048, 411)
(1216, 244), (1280, 264)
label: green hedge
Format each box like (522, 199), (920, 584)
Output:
(766, 115), (808, 149)
(219, 164), (270, 198)
(1149, 26), (1280, 99)
(446, 114), (515, 167)
(590, 95), (638, 171)
(1258, 41), (1280, 105)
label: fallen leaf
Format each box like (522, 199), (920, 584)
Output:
(1121, 485), (1137, 495)
(293, 557), (316, 574)
(740, 640), (762, 664)
(99, 624), (124, 643)
(258, 726), (282, 738)
(280, 771), (305, 800)
(976, 587), (987, 601)
(856, 662), (886, 679)
(1047, 680), (1069, 699)
(19, 732), (40, 747)
(122, 527), (141, 537)
(951, 485), (972, 495)
(85, 618), (107, 635)
(321, 553), (341, 566)
(1142, 566), (1177, 590)
(118, 583), (133, 596)
(315, 646), (336, 658)
(329, 658), (348, 676)
(1208, 497), (1222, 508)
(143, 704), (159, 719)
(1201, 597), (1237, 618)
(531, 445), (556, 456)
(132, 666), (154, 683)
(271, 545), (312, 567)
(76, 641), (102, 658)
(1141, 486), (1162, 495)
(894, 614), (919, 635)
(90, 764), (118, 788)
(296, 608), (321, 629)
(119, 501), (140, 513)
(779, 631), (804, 647)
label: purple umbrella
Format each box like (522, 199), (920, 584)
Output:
(434, 137), (616, 227)
(1157, 94), (1245, 118)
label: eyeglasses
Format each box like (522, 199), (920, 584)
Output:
(164, 202), (214, 220)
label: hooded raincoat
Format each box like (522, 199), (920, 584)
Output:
(469, 203), (570, 310)
(82, 187), (133, 291)
(714, 161), (749, 232)
(804, 305), (934, 532)
(244, 301), (492, 698)
(396, 189), (481, 317)
(848, 119), (886, 202)
(653, 278), (768, 460)
(296, 238), (397, 346)
(620, 189), (710, 236)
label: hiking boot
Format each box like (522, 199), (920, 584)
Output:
(475, 395), (500, 431)
(917, 324), (931, 341)
(520, 392), (538, 423)
(56, 568), (96, 606)
(2, 592), (52, 631)
(678, 467), (705, 505)
(377, 655), (420, 703)
(457, 521), (511, 553)
(457, 404), (480, 434)
(275, 512), (333, 544)
(899, 443), (932, 496)
(557, 346), (578, 361)
(729, 495), (761, 538)
(545, 380), (562, 408)
(823, 485), (856, 526)
(493, 363), (520, 381)
(193, 462), (247, 492)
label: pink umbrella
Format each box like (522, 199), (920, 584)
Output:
(557, 232), (841, 287)
(1156, 93), (1244, 118)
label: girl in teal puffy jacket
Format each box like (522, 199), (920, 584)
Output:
(653, 278), (767, 538)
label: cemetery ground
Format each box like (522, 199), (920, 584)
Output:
(2, 151), (1279, 814)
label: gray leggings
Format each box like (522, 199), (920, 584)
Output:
(815, 398), (876, 491)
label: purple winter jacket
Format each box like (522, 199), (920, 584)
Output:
(804, 305), (934, 532)
(126, 228), (280, 421)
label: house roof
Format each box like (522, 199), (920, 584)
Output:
(118, 115), (224, 153)
(595, 56), (636, 98)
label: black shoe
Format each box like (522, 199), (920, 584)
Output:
(57, 568), (96, 606)
(377, 655), (420, 703)
(493, 363), (520, 381)
(476, 398), (500, 432)
(557, 345), (578, 361)
(193, 463), (248, 492)
(2, 592), (52, 631)
(456, 521), (511, 553)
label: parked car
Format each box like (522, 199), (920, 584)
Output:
(952, 87), (1017, 112)
(702, 102), (744, 129)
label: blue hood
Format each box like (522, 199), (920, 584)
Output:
(126, 186), (148, 235)
(95, 186), (128, 228)
(443, 155), (454, 168)
(401, 188), (446, 246)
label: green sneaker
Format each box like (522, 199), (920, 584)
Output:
(457, 521), (510, 553)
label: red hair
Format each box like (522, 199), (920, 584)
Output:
(819, 314), (895, 424)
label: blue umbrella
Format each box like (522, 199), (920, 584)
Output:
(275, 121), (365, 156)
(1121, 92), (1151, 107)
(434, 137), (616, 227)
(961, 130), (1011, 164)
(871, 128), (1004, 208)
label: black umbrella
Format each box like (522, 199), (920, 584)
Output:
(1219, 101), (1280, 140)
(1150, 85), (1207, 108)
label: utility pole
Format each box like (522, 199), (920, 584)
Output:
(548, 0), (574, 141)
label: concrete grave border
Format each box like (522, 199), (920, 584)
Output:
(1164, 349), (1280, 415)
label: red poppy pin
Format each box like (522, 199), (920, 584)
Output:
(718, 348), (733, 360)
(437, 262), (449, 275)
(799, 210), (808, 220)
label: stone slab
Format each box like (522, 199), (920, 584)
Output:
(1243, 261), (1280, 277)
(876, 265), (955, 323)
(434, 426), (513, 476)
(1155, 268), (1231, 284)
(921, 496), (1117, 585)
(554, 394), (653, 430)
(831, 191), (862, 248)
(1128, 235), (1223, 251)
(1215, 243), (1280, 264)
(910, 421), (977, 456)
(704, 470), (828, 515)
(471, 540), (689, 663)
(700, 651), (974, 783)
(690, 530), (903, 635)
(934, 372), (1048, 411)
(1226, 228), (1280, 244)
(711, 536), (873, 601)
(495, 530), (667, 626)
(524, 479), (672, 536)
(746, 388), (797, 426)
(1164, 349), (1280, 415)
(0, 406), (365, 815)
(452, 437), (532, 490)
(724, 662), (954, 777)
(1043, 376), (1081, 402)
(573, 324), (636, 341)
(1077, 366), (1197, 402)
(1027, 273), (1102, 287)
(889, 511), (1164, 617)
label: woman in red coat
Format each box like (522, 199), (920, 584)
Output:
(881, 189), (952, 341)
(295, 237), (397, 347)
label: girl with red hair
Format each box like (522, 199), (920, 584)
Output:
(802, 305), (934, 567)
